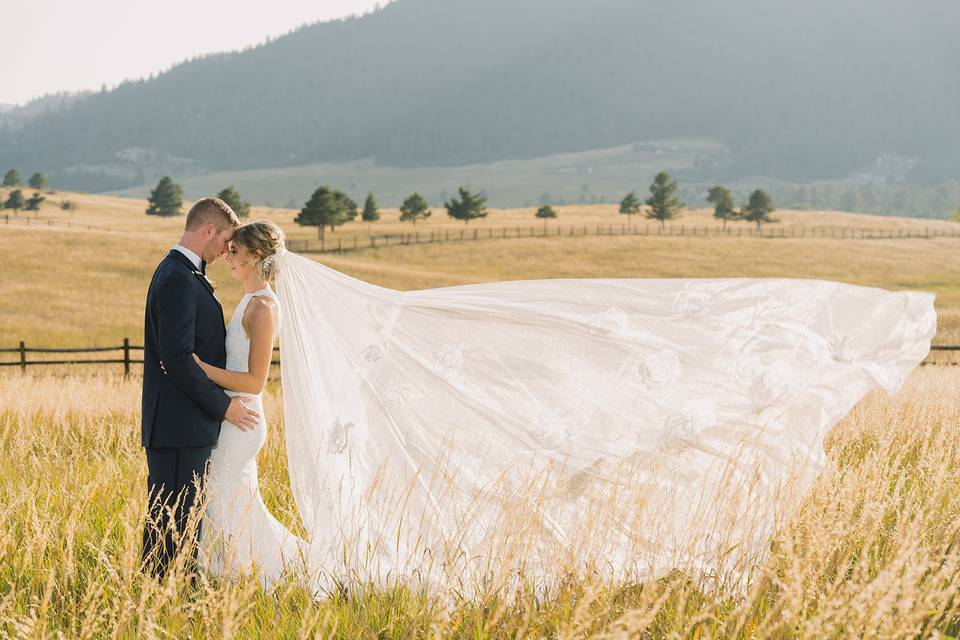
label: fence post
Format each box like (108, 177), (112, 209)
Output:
(123, 337), (131, 376)
(20, 341), (26, 371)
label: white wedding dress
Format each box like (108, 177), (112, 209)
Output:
(199, 284), (307, 591)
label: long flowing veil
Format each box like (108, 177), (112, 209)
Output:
(273, 248), (936, 597)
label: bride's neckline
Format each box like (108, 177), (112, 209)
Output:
(243, 284), (274, 298)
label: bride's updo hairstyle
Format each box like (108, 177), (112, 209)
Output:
(232, 220), (286, 280)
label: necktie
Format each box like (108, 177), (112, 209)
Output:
(200, 259), (207, 275)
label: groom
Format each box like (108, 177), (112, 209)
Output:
(140, 196), (260, 580)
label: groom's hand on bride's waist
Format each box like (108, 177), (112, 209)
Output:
(225, 397), (259, 431)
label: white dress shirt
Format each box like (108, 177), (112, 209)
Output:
(173, 244), (202, 271)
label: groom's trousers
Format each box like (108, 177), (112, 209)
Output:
(140, 445), (213, 580)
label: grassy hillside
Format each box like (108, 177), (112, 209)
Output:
(108, 139), (724, 209)
(104, 139), (960, 215)
(2, 190), (959, 348)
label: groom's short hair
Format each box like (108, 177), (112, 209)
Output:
(185, 197), (241, 232)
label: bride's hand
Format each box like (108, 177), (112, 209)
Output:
(192, 352), (209, 373)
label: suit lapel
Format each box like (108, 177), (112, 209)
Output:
(166, 250), (226, 325)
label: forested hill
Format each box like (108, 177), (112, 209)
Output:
(2, 0), (958, 185)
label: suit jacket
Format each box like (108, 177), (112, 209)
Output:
(141, 249), (231, 448)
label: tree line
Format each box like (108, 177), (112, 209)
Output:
(1, 169), (52, 215)
(10, 170), (956, 232)
(618, 172), (776, 231)
(140, 172), (778, 238)
(141, 172), (960, 238)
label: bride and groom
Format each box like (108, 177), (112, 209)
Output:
(140, 195), (938, 596)
(140, 197), (300, 589)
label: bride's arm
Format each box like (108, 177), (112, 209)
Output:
(194, 297), (277, 395)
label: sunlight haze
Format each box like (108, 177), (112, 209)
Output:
(0, 0), (386, 105)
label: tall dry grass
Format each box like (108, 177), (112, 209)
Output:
(1, 366), (959, 638)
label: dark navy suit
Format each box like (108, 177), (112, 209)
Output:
(140, 248), (232, 578)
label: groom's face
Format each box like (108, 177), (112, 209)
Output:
(203, 225), (236, 264)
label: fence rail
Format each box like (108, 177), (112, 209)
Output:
(0, 340), (281, 374)
(2, 339), (958, 373)
(3, 212), (113, 233)
(286, 223), (960, 254)
(7, 213), (957, 251)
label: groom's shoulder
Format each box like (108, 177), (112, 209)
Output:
(156, 251), (194, 274)
(151, 254), (194, 289)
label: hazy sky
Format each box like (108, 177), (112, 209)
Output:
(1, 0), (386, 105)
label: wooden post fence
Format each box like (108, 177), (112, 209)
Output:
(0, 340), (284, 372)
(282, 224), (960, 256)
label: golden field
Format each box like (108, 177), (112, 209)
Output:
(1, 190), (960, 637)
(2, 190), (959, 348)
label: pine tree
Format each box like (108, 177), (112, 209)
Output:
(2, 170), (20, 187)
(740, 189), (777, 230)
(361, 192), (380, 232)
(216, 186), (251, 218)
(618, 191), (641, 222)
(535, 204), (557, 231)
(145, 177), (183, 216)
(28, 172), (48, 191)
(4, 189), (24, 214)
(706, 185), (737, 229)
(445, 186), (487, 225)
(399, 193), (431, 226)
(295, 186), (356, 240)
(335, 191), (359, 228)
(25, 192), (45, 214)
(645, 171), (683, 230)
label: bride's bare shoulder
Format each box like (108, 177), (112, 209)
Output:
(243, 295), (278, 331)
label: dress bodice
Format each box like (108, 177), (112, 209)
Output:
(225, 285), (281, 377)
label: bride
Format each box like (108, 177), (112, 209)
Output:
(189, 220), (306, 590)
(194, 218), (937, 598)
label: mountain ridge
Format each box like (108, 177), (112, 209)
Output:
(1, 0), (958, 189)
